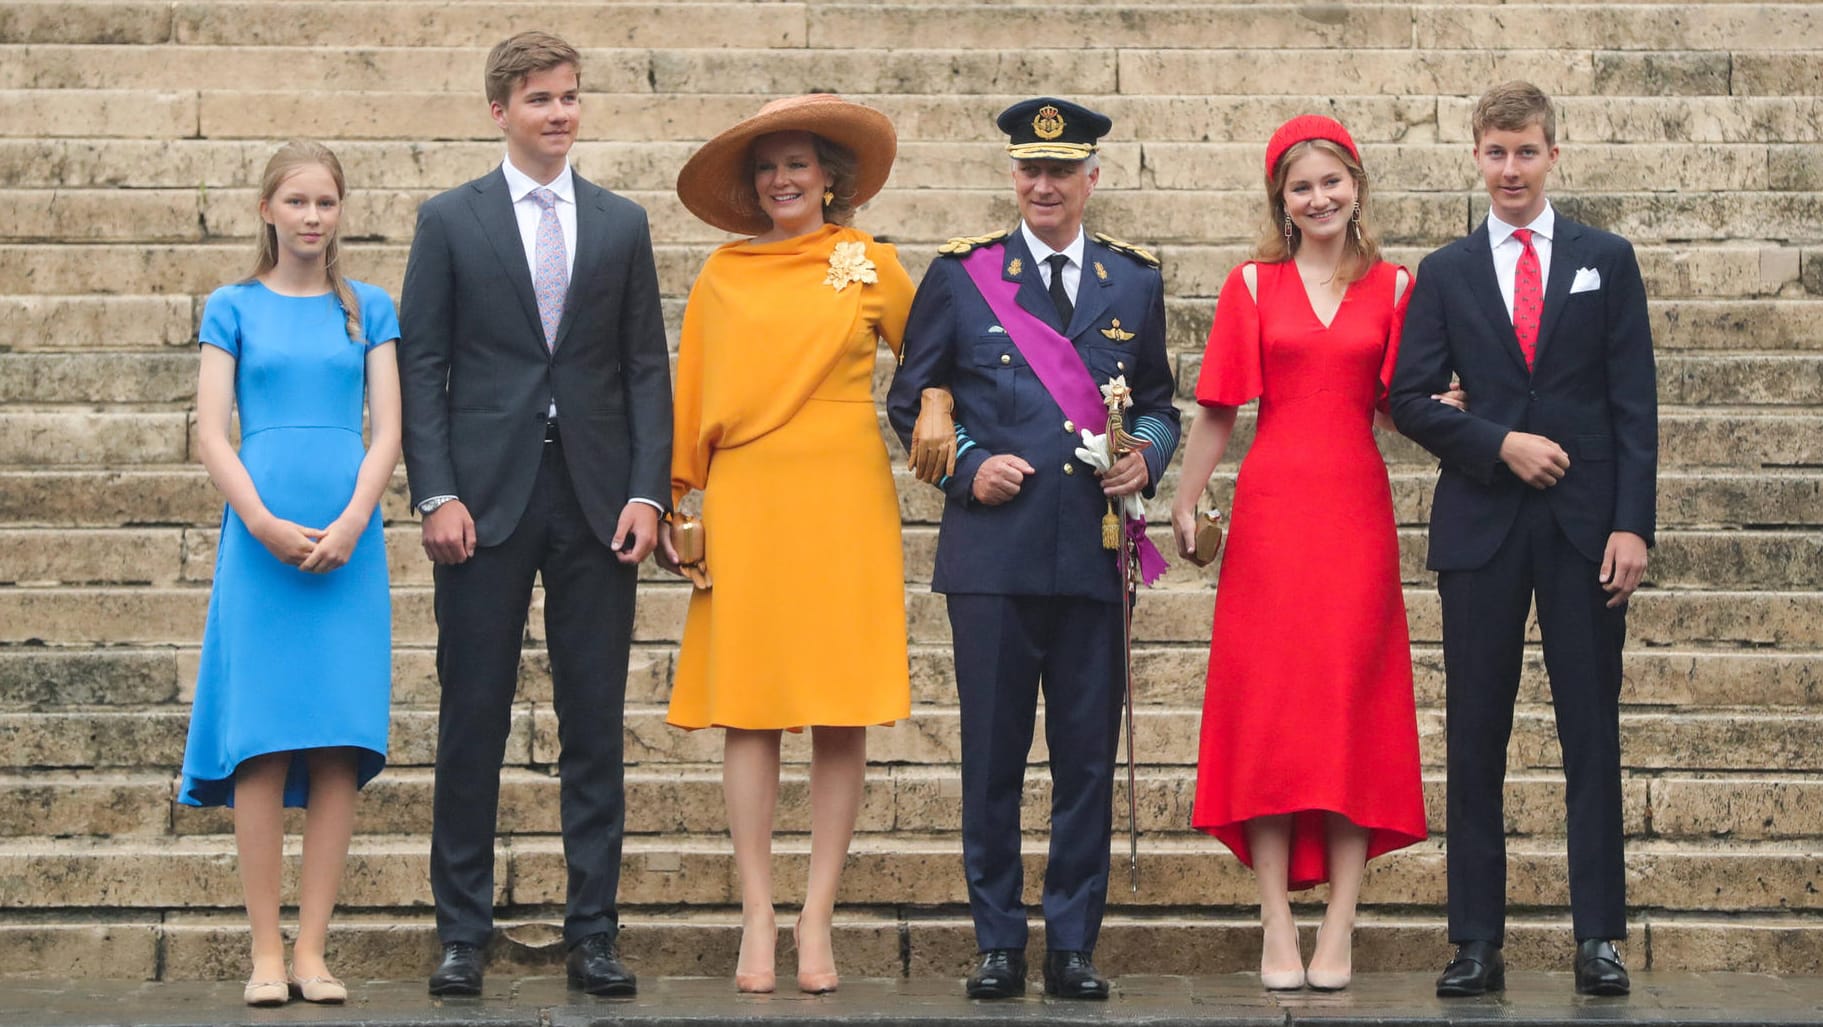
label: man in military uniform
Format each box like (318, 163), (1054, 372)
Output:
(887, 97), (1179, 1000)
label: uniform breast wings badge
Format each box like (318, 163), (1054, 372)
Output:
(1101, 318), (1135, 342)
(1094, 261), (1109, 281)
(1006, 257), (1024, 277)
(1033, 105), (1065, 141)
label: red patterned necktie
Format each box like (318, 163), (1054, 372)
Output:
(1511, 227), (1542, 371)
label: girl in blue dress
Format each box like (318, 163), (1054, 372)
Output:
(178, 140), (401, 1007)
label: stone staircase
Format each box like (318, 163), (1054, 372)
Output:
(3, 0), (1822, 982)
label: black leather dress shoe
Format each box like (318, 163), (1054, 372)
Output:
(1043, 950), (1110, 1000)
(566, 933), (637, 996)
(427, 941), (483, 997)
(1575, 939), (1631, 996)
(1436, 940), (1505, 997)
(965, 949), (1026, 999)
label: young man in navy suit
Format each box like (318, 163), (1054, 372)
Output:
(888, 98), (1178, 1001)
(1389, 81), (1657, 998)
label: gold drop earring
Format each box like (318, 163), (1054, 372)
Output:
(1351, 200), (1363, 242)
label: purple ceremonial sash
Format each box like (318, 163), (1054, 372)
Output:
(960, 245), (1108, 434)
(958, 244), (1169, 585)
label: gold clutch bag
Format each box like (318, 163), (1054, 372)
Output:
(1192, 511), (1224, 567)
(670, 515), (710, 589)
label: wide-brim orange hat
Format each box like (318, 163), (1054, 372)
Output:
(676, 94), (897, 236)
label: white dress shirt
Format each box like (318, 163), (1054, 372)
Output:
(1487, 201), (1555, 324)
(501, 156), (577, 280)
(1020, 222), (1085, 306)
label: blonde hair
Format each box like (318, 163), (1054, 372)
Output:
(1255, 138), (1381, 286)
(248, 140), (362, 345)
(1472, 81), (1557, 148)
(485, 31), (581, 107)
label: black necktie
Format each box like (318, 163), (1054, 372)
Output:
(1045, 253), (1073, 326)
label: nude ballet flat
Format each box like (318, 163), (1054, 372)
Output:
(287, 971), (348, 1004)
(243, 978), (288, 1007)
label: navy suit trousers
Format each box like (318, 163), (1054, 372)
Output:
(1439, 489), (1629, 944)
(948, 593), (1124, 954)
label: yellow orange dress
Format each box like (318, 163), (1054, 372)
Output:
(667, 223), (914, 730)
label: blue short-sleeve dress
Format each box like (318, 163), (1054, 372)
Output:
(178, 279), (398, 808)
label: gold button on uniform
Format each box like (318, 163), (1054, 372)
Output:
(1000, 354), (1011, 365)
(1063, 420), (1075, 433)
(1063, 464), (1076, 476)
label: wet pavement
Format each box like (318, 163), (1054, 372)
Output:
(4, 973), (1823, 1027)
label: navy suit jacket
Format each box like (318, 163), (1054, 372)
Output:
(399, 168), (673, 548)
(887, 229), (1179, 602)
(1389, 214), (1657, 570)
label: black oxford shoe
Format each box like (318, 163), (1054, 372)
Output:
(1043, 950), (1110, 1001)
(1574, 939), (1631, 996)
(566, 933), (637, 996)
(1436, 940), (1505, 997)
(965, 949), (1026, 999)
(427, 941), (483, 997)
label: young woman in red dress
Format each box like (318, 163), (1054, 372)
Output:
(1172, 116), (1459, 992)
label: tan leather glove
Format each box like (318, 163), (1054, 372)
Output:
(909, 386), (957, 485)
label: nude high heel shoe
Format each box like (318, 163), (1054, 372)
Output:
(1305, 925), (1353, 992)
(735, 914), (777, 994)
(1260, 917), (1306, 991)
(793, 918), (839, 995)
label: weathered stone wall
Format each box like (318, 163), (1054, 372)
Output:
(1, 1), (1820, 980)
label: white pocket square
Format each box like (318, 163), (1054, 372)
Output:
(1570, 267), (1602, 293)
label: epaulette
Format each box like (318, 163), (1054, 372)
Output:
(1093, 232), (1161, 269)
(936, 228), (1011, 257)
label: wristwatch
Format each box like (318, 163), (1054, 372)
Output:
(418, 495), (457, 515)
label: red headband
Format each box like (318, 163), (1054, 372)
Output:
(1264, 115), (1361, 184)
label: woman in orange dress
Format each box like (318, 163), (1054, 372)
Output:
(1172, 116), (1460, 991)
(662, 95), (912, 995)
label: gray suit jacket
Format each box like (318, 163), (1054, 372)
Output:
(399, 167), (673, 548)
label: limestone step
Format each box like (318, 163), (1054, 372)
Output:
(7, 909), (1814, 980)
(15, 185), (1823, 249)
(3, 465), (1818, 535)
(0, 245), (1805, 315)
(2, 635), (1816, 714)
(7, 766), (1821, 845)
(4, 405), (1815, 472)
(0, 833), (1818, 915)
(2, 703), (1820, 782)
(9, 134), (1818, 203)
(8, 349), (1822, 410)
(3, 584), (1819, 650)
(3, 45), (1814, 106)
(3, 523), (1817, 591)
(0, 186), (1478, 247)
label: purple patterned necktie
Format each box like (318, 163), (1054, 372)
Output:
(530, 187), (567, 349)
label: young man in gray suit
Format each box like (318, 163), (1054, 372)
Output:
(399, 31), (672, 997)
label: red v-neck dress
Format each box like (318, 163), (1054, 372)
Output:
(1189, 259), (1427, 888)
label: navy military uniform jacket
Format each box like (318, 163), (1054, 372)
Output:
(887, 228), (1179, 604)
